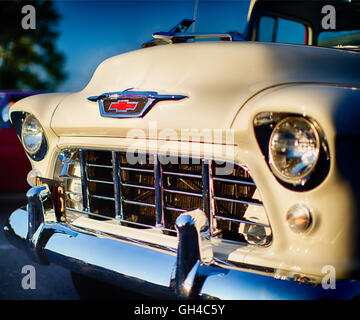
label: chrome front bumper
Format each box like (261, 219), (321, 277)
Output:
(4, 185), (360, 300)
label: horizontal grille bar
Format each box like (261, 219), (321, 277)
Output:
(164, 206), (188, 213)
(90, 194), (115, 201)
(86, 163), (113, 169)
(88, 178), (114, 185)
(162, 171), (202, 179)
(120, 166), (154, 173)
(213, 176), (256, 186)
(163, 188), (203, 198)
(122, 199), (156, 208)
(121, 183), (155, 190)
(215, 215), (270, 228)
(213, 195), (263, 206)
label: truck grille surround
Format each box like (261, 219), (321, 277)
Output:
(56, 149), (272, 245)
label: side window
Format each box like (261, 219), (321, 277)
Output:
(257, 16), (307, 44)
(276, 18), (307, 44)
(258, 16), (277, 42)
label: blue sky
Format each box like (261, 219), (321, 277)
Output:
(53, 0), (251, 92)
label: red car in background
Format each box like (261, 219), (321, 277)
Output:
(0, 91), (40, 192)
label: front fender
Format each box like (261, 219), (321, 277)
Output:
(230, 84), (360, 279)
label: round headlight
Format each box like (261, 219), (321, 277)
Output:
(21, 115), (44, 154)
(269, 117), (320, 185)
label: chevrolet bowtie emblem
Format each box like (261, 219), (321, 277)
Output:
(88, 88), (187, 118)
(109, 100), (138, 112)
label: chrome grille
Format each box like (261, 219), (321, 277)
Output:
(59, 149), (272, 245)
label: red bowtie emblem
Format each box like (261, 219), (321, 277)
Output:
(108, 100), (138, 112)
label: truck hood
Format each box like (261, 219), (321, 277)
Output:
(51, 41), (360, 140)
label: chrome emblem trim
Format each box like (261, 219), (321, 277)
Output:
(88, 88), (187, 118)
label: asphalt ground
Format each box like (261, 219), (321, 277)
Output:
(0, 192), (80, 300)
(0, 192), (152, 301)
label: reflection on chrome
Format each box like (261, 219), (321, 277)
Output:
(4, 184), (360, 299)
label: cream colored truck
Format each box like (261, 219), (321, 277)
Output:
(4, 0), (360, 299)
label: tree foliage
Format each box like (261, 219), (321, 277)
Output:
(0, 0), (66, 90)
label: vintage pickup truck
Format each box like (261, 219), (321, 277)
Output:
(4, 0), (360, 299)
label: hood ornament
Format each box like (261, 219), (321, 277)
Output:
(88, 88), (187, 118)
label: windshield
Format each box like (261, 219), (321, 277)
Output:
(248, 0), (360, 50)
(318, 30), (360, 48)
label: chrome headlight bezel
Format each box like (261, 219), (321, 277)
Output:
(253, 112), (330, 191)
(268, 117), (321, 186)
